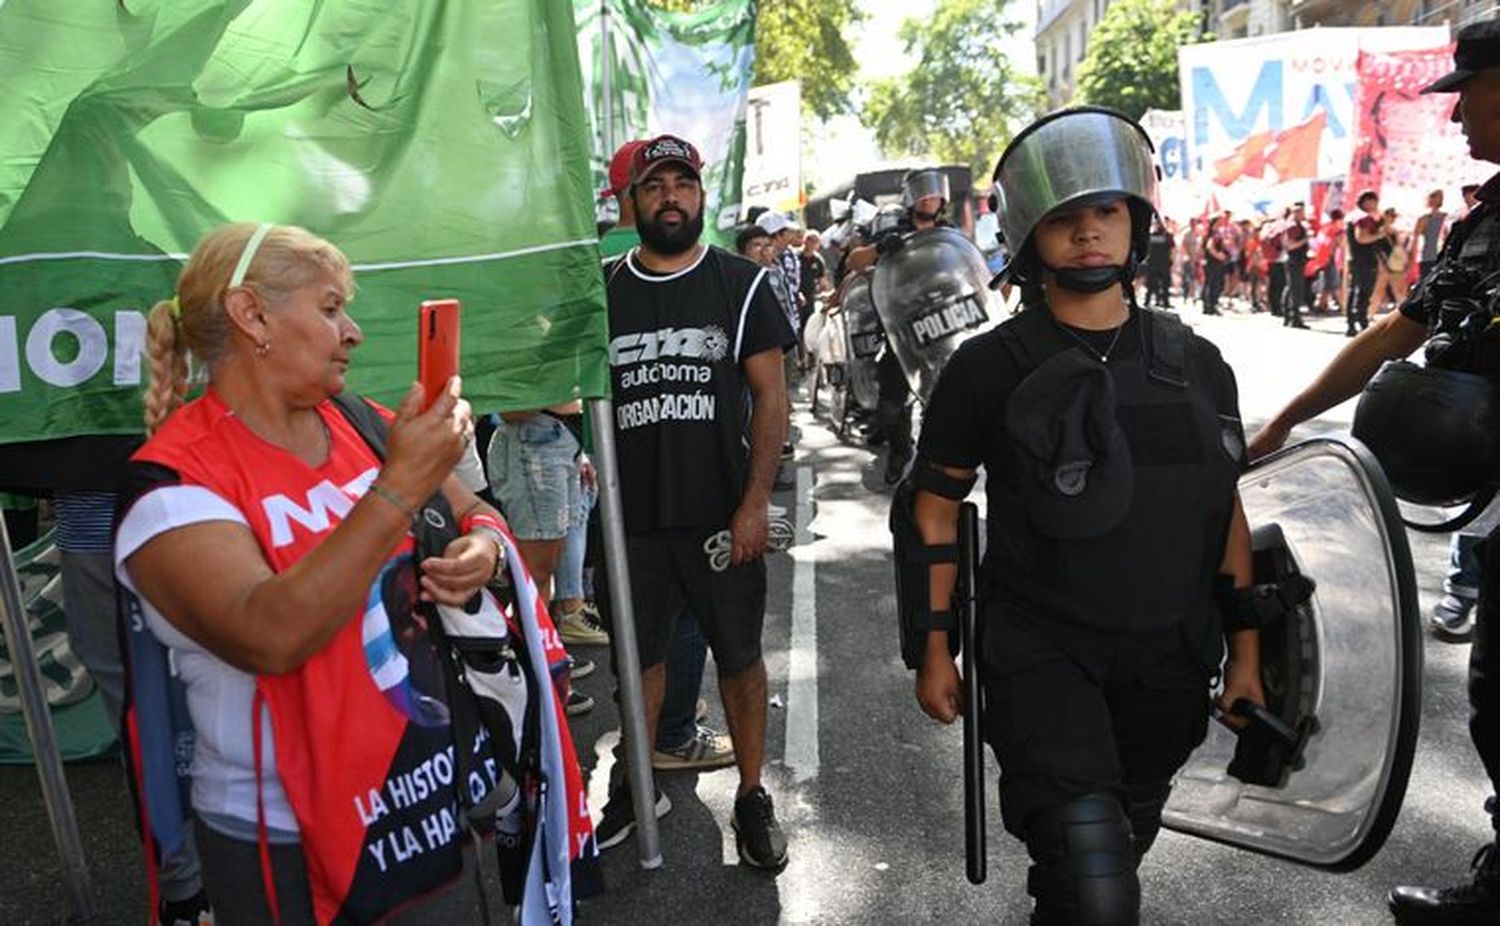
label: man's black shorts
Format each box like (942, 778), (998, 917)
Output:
(598, 530), (766, 674)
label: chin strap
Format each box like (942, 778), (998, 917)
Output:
(1048, 261), (1136, 294)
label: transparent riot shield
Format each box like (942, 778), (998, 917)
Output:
(871, 228), (999, 404)
(841, 271), (882, 414)
(1161, 436), (1422, 870)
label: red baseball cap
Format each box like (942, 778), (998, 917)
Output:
(628, 134), (704, 189)
(603, 139), (646, 199)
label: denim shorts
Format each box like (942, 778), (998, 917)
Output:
(486, 414), (581, 541)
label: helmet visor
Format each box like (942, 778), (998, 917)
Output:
(993, 108), (1159, 261)
(902, 169), (951, 208)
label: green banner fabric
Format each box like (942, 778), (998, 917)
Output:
(0, 0), (609, 442)
(0, 532), (117, 764)
(575, 0), (755, 245)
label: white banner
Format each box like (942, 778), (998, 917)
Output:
(1139, 108), (1187, 180)
(1178, 27), (1448, 185)
(742, 80), (802, 216)
(574, 0), (755, 240)
(1138, 109), (1204, 221)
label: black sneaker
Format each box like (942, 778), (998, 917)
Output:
(159, 891), (214, 926)
(731, 786), (788, 872)
(594, 787), (672, 851)
(1389, 843), (1500, 924)
(566, 690), (595, 716)
(883, 448), (912, 487)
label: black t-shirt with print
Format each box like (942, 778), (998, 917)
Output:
(604, 245), (795, 533)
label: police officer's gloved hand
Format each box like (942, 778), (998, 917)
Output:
(875, 230), (905, 256)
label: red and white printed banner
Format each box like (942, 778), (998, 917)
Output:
(1348, 46), (1492, 217)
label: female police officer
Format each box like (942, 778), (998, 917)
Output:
(896, 108), (1265, 924)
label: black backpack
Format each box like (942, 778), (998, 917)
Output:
(330, 393), (542, 906)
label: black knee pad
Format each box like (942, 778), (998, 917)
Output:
(1123, 782), (1171, 864)
(1025, 793), (1140, 926)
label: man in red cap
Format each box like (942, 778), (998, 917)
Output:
(1248, 18), (1500, 923)
(597, 137), (739, 775)
(594, 133), (796, 872)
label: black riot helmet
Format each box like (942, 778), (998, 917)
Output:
(991, 106), (1160, 293)
(1352, 361), (1500, 507)
(902, 167), (950, 215)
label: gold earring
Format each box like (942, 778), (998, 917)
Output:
(255, 341), (271, 358)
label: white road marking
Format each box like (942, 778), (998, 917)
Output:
(785, 465), (819, 783)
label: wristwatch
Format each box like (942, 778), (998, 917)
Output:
(467, 524), (507, 582)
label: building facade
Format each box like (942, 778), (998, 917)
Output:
(1281, 0), (1496, 32)
(1036, 0), (1497, 106)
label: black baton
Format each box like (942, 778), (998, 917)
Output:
(957, 501), (985, 884)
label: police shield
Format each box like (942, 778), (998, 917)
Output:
(1162, 436), (1422, 870)
(840, 270), (882, 414)
(871, 227), (1000, 404)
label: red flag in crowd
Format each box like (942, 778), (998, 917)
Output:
(1212, 112), (1327, 186)
(1266, 111), (1326, 180)
(1214, 130), (1274, 186)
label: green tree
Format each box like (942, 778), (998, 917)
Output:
(1074, 0), (1208, 117)
(861, 0), (1045, 179)
(648, 0), (862, 119)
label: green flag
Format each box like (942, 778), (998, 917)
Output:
(574, 0), (755, 245)
(0, 0), (608, 444)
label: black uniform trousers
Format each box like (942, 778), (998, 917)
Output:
(980, 606), (1212, 841)
(1347, 262), (1378, 334)
(875, 349), (912, 458)
(1473, 532), (1500, 832)
(1267, 262), (1286, 317)
(1283, 251), (1309, 326)
(1146, 264), (1172, 309)
(1202, 258), (1227, 314)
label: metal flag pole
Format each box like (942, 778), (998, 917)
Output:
(587, 398), (662, 868)
(591, 0), (658, 869)
(600, 0), (615, 156)
(0, 518), (96, 921)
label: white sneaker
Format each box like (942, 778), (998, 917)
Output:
(653, 724), (736, 771)
(1431, 593), (1477, 639)
(556, 604), (610, 647)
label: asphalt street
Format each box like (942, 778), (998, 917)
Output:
(0, 298), (1489, 925)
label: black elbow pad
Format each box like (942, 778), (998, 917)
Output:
(890, 474), (962, 669)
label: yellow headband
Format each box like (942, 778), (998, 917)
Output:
(229, 222), (274, 288)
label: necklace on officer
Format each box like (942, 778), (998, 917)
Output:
(1057, 316), (1128, 363)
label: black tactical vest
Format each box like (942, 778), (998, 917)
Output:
(985, 307), (1244, 637)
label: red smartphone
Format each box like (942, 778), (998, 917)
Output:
(418, 299), (461, 410)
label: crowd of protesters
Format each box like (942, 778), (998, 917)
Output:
(1148, 183), (1482, 337)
